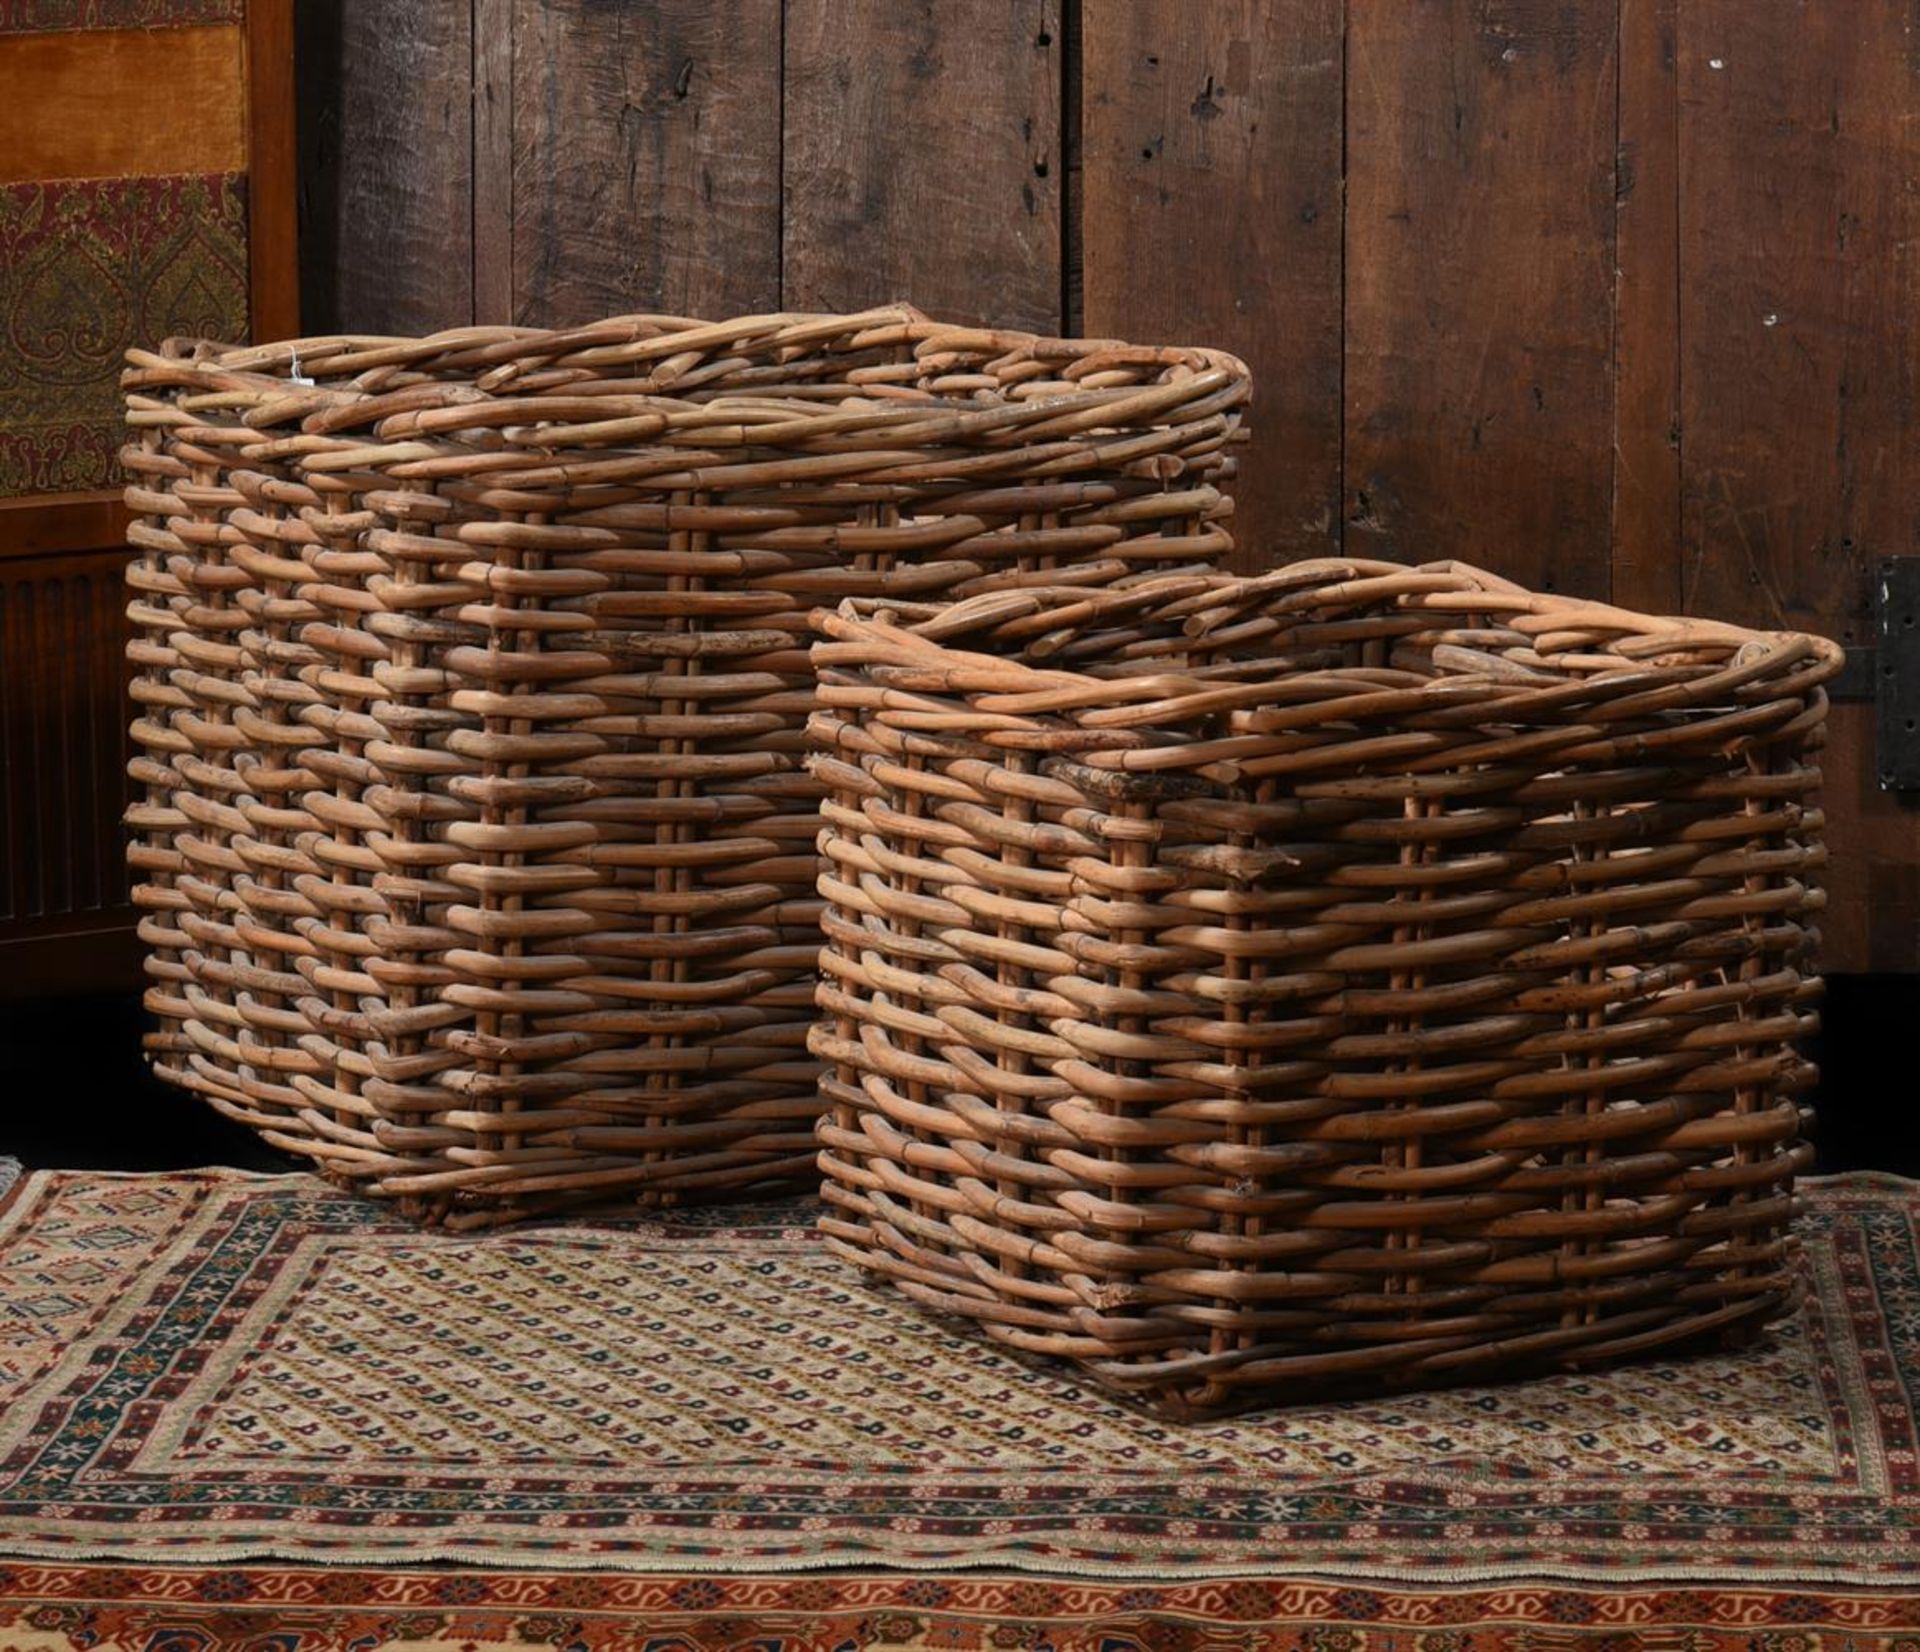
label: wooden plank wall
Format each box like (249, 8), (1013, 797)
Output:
(297, 0), (1920, 972)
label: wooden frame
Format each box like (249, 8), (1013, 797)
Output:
(0, 0), (299, 996)
(245, 0), (300, 343)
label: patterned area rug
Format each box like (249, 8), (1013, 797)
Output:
(0, 1563), (1914, 1650)
(2, 1167), (1920, 1597)
(0, 1157), (17, 1200)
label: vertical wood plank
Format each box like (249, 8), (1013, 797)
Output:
(1061, 0), (1083, 332)
(0, 550), (134, 929)
(295, 0), (474, 334)
(472, 0), (515, 324)
(1677, 1), (1920, 976)
(783, 0), (1063, 332)
(244, 0), (300, 342)
(1080, 0), (1344, 573)
(1676, 0), (1915, 645)
(3, 569), (42, 921)
(0, 573), (22, 922)
(1344, 0), (1617, 597)
(1820, 703), (1920, 974)
(1610, 0), (1681, 615)
(509, 0), (781, 327)
(93, 563), (123, 912)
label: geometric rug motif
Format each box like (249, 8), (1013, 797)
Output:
(0, 1563), (1917, 1650)
(169, 1239), (1832, 1477)
(0, 1167), (1918, 1585)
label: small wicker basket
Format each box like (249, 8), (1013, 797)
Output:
(122, 306), (1248, 1227)
(807, 560), (1842, 1415)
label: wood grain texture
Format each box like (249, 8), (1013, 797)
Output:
(244, 0), (299, 342)
(1344, 0), (1617, 596)
(295, 0), (472, 334)
(1080, 0), (1343, 573)
(783, 0), (1063, 331)
(0, 495), (127, 560)
(509, 0), (780, 327)
(1674, 3), (1918, 977)
(472, 0), (514, 323)
(1611, 0), (1681, 616)
(0, 550), (133, 936)
(1676, 0), (1917, 649)
(1818, 705), (1920, 974)
(0, 24), (244, 184)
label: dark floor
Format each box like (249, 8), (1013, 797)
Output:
(0, 992), (289, 1172)
(1802, 974), (1920, 1175)
(1, 977), (1916, 1175)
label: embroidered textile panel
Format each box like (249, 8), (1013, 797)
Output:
(0, 171), (247, 497)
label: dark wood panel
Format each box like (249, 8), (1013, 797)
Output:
(1344, 0), (1617, 597)
(473, 0), (514, 322)
(1676, 1), (1916, 649)
(0, 926), (142, 999)
(1080, 0), (1342, 574)
(1818, 705), (1920, 975)
(783, 0), (1063, 331)
(0, 550), (135, 944)
(508, 0), (781, 327)
(245, 0), (301, 342)
(1675, 2), (1919, 976)
(295, 0), (473, 334)
(1611, 0), (1681, 616)
(0, 494), (128, 561)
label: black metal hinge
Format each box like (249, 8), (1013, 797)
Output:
(1822, 559), (1920, 790)
(1879, 557), (1920, 791)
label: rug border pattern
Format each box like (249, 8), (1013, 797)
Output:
(0, 1168), (1917, 1586)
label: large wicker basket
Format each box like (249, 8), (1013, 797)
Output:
(121, 307), (1248, 1227)
(808, 561), (1841, 1415)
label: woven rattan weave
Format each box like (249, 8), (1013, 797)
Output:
(122, 307), (1248, 1226)
(808, 561), (1841, 1415)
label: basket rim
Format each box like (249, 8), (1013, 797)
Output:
(818, 557), (1848, 672)
(809, 558), (1845, 774)
(119, 304), (1253, 455)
